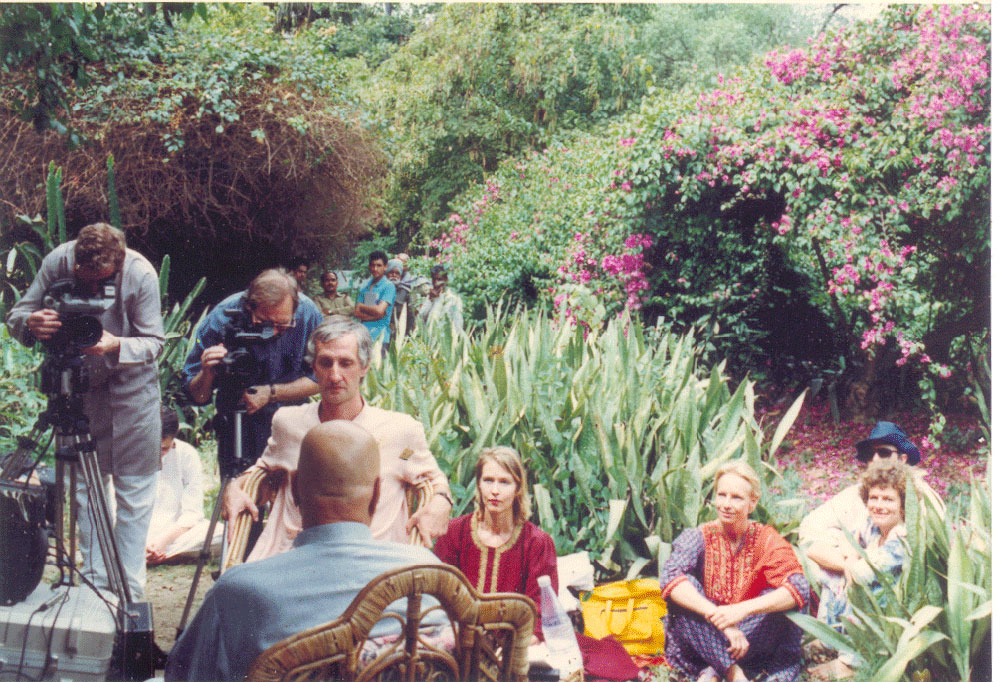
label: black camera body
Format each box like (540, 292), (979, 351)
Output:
(214, 308), (273, 404)
(41, 278), (116, 355)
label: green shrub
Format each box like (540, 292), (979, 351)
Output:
(367, 306), (803, 576)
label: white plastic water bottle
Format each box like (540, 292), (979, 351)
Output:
(537, 575), (583, 677)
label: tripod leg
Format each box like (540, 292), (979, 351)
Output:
(68, 464), (77, 577)
(54, 458), (71, 585)
(176, 477), (230, 636)
(77, 439), (132, 607)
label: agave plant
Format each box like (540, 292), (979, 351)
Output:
(367, 306), (804, 578)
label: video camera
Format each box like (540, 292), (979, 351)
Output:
(211, 308), (279, 475)
(41, 278), (115, 355)
(213, 308), (275, 402)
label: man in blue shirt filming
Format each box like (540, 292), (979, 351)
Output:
(182, 268), (322, 477)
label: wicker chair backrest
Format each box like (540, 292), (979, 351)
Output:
(245, 563), (536, 682)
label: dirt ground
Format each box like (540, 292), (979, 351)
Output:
(147, 562), (212, 653)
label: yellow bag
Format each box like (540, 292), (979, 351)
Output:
(580, 578), (666, 655)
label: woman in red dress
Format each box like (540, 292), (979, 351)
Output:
(434, 446), (558, 642)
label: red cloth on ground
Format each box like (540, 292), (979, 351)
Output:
(575, 633), (641, 681)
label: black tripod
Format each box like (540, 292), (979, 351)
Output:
(1, 352), (155, 680)
(3, 353), (132, 609)
(175, 408), (247, 635)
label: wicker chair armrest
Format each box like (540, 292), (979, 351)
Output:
(221, 468), (281, 572)
(405, 479), (436, 547)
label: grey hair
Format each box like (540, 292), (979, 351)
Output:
(247, 268), (299, 312)
(305, 316), (373, 368)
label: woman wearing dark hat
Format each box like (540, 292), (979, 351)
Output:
(798, 421), (944, 572)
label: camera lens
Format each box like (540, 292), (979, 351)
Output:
(62, 315), (103, 348)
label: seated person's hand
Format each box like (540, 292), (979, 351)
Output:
(146, 541), (167, 565)
(724, 626), (749, 660)
(706, 602), (748, 631)
(222, 477), (260, 542)
(405, 492), (451, 547)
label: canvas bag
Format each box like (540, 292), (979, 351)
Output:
(580, 578), (666, 655)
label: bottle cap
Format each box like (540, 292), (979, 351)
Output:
(537, 575), (551, 588)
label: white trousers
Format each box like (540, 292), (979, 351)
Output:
(75, 472), (156, 601)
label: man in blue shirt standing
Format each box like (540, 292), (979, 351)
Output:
(182, 268), (322, 477)
(353, 250), (395, 346)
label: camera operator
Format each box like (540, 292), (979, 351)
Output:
(6, 222), (164, 601)
(181, 269), (322, 479)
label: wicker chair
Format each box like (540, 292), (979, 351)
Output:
(222, 473), (437, 572)
(245, 564), (536, 682)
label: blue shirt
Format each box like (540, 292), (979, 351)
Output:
(357, 276), (396, 343)
(180, 291), (322, 472)
(181, 291), (321, 393)
(166, 522), (445, 682)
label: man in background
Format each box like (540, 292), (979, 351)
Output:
(288, 257), (311, 294)
(418, 265), (463, 331)
(353, 250), (395, 346)
(396, 252), (430, 335)
(313, 270), (354, 319)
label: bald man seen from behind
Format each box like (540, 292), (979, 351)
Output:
(167, 421), (446, 682)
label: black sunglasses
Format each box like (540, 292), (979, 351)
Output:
(873, 446), (899, 458)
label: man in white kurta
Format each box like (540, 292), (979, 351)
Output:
(223, 316), (452, 563)
(147, 437), (221, 563)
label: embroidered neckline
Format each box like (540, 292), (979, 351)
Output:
(711, 519), (756, 554)
(471, 514), (524, 554)
(470, 515), (525, 594)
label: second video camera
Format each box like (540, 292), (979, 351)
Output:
(216, 309), (274, 391)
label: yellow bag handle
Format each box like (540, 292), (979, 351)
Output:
(601, 597), (635, 636)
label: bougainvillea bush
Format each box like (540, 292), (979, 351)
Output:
(635, 4), (989, 414)
(421, 131), (633, 321)
(432, 5), (989, 419)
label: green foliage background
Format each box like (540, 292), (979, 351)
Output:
(429, 5), (990, 420)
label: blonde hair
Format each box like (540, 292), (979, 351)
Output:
(713, 460), (761, 502)
(474, 446), (531, 526)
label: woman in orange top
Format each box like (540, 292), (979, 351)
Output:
(659, 461), (809, 682)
